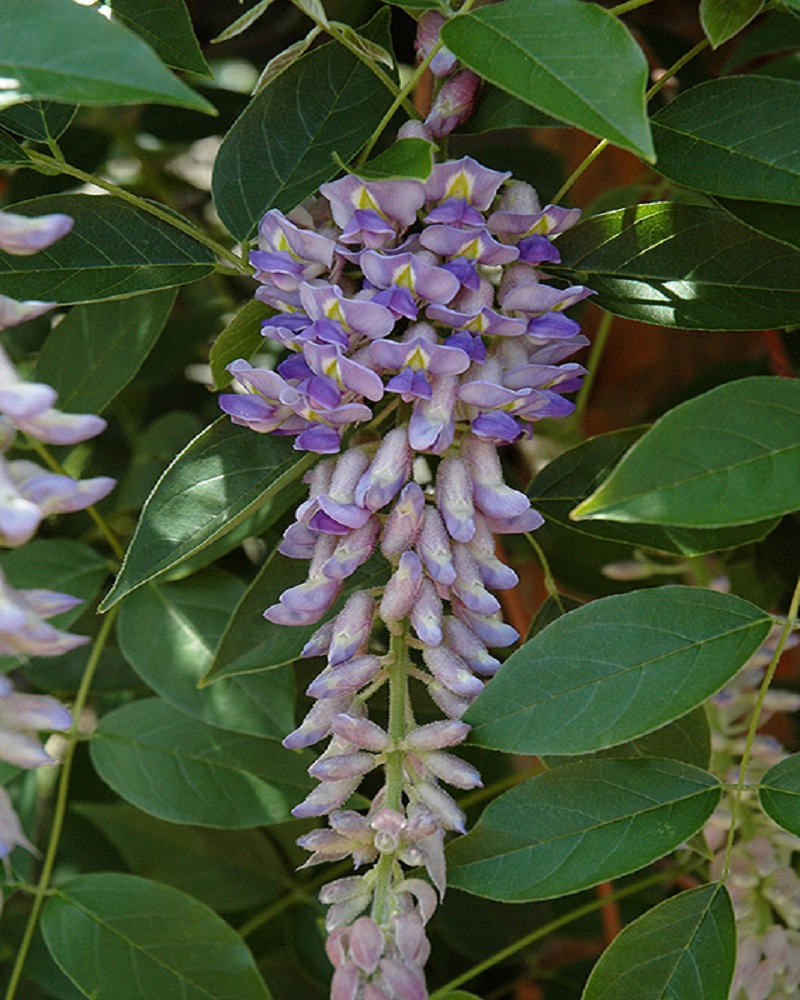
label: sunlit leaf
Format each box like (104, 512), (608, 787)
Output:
(572, 378), (800, 527)
(448, 758), (720, 901)
(465, 586), (771, 755)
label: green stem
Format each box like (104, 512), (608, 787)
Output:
(721, 578), (800, 882)
(429, 865), (685, 998)
(524, 533), (563, 612)
(4, 608), (118, 1000)
(609, 0), (658, 15)
(572, 309), (613, 426)
(371, 628), (411, 925)
(24, 149), (251, 275)
(25, 436), (125, 564)
(552, 37), (709, 204)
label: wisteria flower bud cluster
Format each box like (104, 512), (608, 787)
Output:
(220, 154), (591, 999)
(0, 209), (115, 860)
(706, 625), (800, 1000)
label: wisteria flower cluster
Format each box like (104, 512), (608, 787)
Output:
(0, 210), (115, 862)
(220, 156), (591, 999)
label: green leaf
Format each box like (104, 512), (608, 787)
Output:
(652, 77), (800, 205)
(41, 873), (272, 999)
(116, 411), (202, 510)
(212, 10), (395, 241)
(572, 378), (800, 528)
(76, 804), (286, 912)
(464, 586), (770, 756)
(0, 129), (28, 165)
(701, 0), (764, 46)
(90, 698), (311, 827)
(716, 196), (800, 251)
(357, 139), (435, 181)
(117, 571), (294, 738)
(759, 752), (800, 836)
(0, 194), (215, 305)
(109, 0), (211, 77)
(213, 1), (279, 43)
(210, 299), (273, 389)
(1, 0), (214, 113)
(530, 427), (778, 555)
(447, 758), (721, 901)
(100, 418), (315, 610)
(555, 201), (800, 330)
(724, 11), (800, 70)
(0, 539), (109, 630)
(36, 289), (175, 414)
(380, 0), (443, 7)
(457, 84), (562, 134)
(333, 23), (394, 70)
(0, 100), (76, 141)
(441, 0), (654, 160)
(252, 28), (322, 95)
(203, 550), (389, 683)
(581, 884), (736, 1000)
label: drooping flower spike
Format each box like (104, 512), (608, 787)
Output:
(221, 154), (591, 999)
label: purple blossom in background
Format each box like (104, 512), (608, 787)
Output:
(221, 154), (591, 999)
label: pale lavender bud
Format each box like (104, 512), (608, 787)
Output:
(301, 619), (335, 659)
(292, 775), (363, 818)
(296, 828), (354, 866)
(371, 806), (406, 853)
(0, 210), (73, 256)
(306, 655), (383, 699)
(415, 781), (466, 834)
(380, 550), (423, 622)
(327, 592), (376, 666)
(410, 578), (443, 646)
(424, 750), (482, 790)
(331, 714), (391, 752)
(328, 893), (375, 931)
(0, 296), (56, 331)
(451, 545), (501, 615)
(427, 680), (472, 719)
(309, 751), (377, 781)
(404, 720), (470, 751)
(425, 70), (481, 138)
(396, 879), (438, 924)
(331, 962), (361, 1000)
(283, 693), (355, 749)
(380, 482), (425, 559)
(408, 374), (458, 455)
(436, 456), (475, 543)
(16, 409), (107, 446)
(0, 786), (34, 857)
(378, 958), (427, 1000)
(443, 617), (501, 676)
(364, 986), (392, 1000)
(415, 11), (457, 77)
(392, 913), (430, 969)
(326, 926), (349, 968)
(320, 876), (371, 906)
(355, 428), (412, 511)
(320, 448), (372, 522)
(453, 601), (518, 648)
(278, 520), (318, 560)
(462, 437), (530, 520)
(469, 529), (519, 591)
(297, 459), (335, 521)
(423, 645), (484, 700)
(349, 917), (385, 975)
(416, 506), (455, 586)
(323, 517), (380, 581)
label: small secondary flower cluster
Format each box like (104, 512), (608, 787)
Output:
(707, 627), (800, 1000)
(0, 210), (115, 859)
(220, 157), (590, 1000)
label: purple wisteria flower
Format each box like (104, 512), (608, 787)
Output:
(220, 154), (591, 999)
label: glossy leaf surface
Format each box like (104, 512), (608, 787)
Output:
(573, 378), (800, 527)
(212, 10), (394, 240)
(529, 427), (778, 555)
(582, 884), (736, 1000)
(556, 202), (800, 329)
(109, 0), (210, 76)
(448, 758), (720, 901)
(441, 0), (654, 159)
(117, 572), (294, 738)
(41, 873), (272, 999)
(90, 698), (311, 827)
(358, 139), (435, 181)
(457, 84), (562, 133)
(0, 195), (214, 304)
(652, 77), (800, 204)
(465, 586), (770, 755)
(716, 196), (800, 251)
(36, 289), (175, 414)
(700, 0), (764, 46)
(1, 0), (213, 112)
(101, 418), (315, 609)
(759, 753), (800, 836)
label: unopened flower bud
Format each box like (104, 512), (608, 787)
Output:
(425, 71), (481, 138)
(349, 916), (385, 975)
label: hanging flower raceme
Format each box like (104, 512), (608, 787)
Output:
(220, 156), (591, 999)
